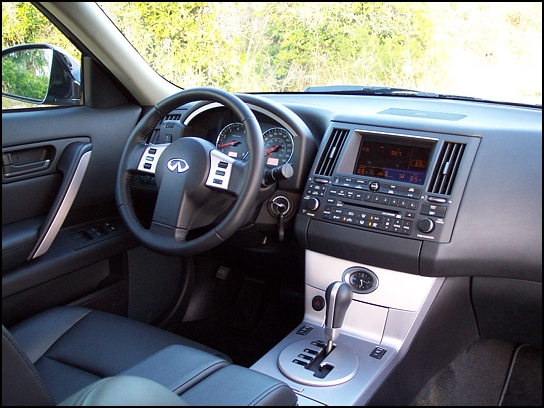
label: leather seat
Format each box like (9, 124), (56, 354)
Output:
(2, 306), (297, 406)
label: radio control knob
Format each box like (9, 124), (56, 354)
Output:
(305, 197), (320, 211)
(369, 181), (380, 192)
(418, 218), (435, 233)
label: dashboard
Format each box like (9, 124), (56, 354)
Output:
(130, 88), (541, 284)
(140, 93), (541, 287)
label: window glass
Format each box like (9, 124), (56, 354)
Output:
(2, 2), (82, 110)
(96, 2), (542, 106)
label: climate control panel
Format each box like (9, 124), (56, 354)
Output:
(300, 175), (451, 242)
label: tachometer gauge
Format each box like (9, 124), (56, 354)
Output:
(216, 122), (248, 160)
(262, 127), (294, 168)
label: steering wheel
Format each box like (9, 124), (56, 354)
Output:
(115, 87), (265, 256)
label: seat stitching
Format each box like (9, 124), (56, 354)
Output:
(39, 355), (105, 379)
(248, 383), (292, 406)
(3, 330), (55, 405)
(171, 360), (230, 394)
(34, 308), (94, 362)
(117, 344), (177, 375)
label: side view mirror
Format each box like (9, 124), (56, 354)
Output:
(2, 43), (81, 106)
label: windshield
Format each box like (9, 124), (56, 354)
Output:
(0, 2), (521, 106)
(96, 2), (542, 106)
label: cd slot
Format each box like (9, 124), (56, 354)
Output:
(339, 200), (400, 217)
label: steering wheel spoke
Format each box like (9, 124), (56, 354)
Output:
(205, 149), (247, 196)
(149, 220), (189, 243)
(135, 143), (169, 174)
(151, 173), (196, 231)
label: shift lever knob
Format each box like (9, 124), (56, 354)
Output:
(324, 281), (353, 355)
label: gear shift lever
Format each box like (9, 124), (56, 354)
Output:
(324, 281), (353, 355)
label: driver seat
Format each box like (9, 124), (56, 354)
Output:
(2, 306), (297, 406)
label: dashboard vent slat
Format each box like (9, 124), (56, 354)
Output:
(429, 142), (466, 195)
(164, 114), (181, 121)
(315, 128), (349, 176)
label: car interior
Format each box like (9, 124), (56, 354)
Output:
(2, 2), (542, 406)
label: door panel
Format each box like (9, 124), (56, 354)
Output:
(2, 104), (143, 326)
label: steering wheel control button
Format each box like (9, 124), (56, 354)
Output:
(370, 347), (387, 359)
(296, 325), (314, 336)
(137, 144), (169, 174)
(206, 150), (235, 190)
(311, 295), (326, 311)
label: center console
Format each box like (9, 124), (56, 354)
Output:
(295, 123), (479, 273)
(250, 123), (480, 405)
(251, 250), (444, 405)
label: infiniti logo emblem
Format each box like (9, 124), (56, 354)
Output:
(167, 158), (189, 173)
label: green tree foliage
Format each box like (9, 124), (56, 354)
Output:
(2, 2), (542, 103)
(2, 2), (79, 56)
(2, 48), (51, 101)
(97, 2), (438, 91)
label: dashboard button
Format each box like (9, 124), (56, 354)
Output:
(428, 196), (447, 203)
(311, 296), (325, 311)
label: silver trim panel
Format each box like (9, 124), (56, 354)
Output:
(31, 151), (92, 258)
(251, 249), (445, 406)
(205, 149), (236, 190)
(137, 144), (169, 173)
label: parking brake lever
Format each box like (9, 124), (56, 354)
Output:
(324, 281), (353, 355)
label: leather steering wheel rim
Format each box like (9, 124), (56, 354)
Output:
(115, 87), (264, 256)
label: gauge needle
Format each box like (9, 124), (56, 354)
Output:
(265, 145), (280, 155)
(218, 141), (240, 148)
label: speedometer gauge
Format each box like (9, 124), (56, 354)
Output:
(262, 127), (294, 168)
(216, 122), (248, 160)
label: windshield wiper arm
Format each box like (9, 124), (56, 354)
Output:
(303, 85), (497, 102)
(303, 85), (438, 96)
(302, 85), (541, 107)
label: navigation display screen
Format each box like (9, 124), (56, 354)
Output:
(353, 138), (432, 185)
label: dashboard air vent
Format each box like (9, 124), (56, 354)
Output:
(428, 142), (466, 195)
(164, 114), (181, 121)
(315, 128), (350, 176)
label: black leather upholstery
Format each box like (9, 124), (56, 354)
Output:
(58, 376), (188, 406)
(2, 306), (297, 406)
(181, 365), (299, 406)
(2, 326), (55, 406)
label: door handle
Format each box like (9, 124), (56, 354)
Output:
(2, 158), (51, 177)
